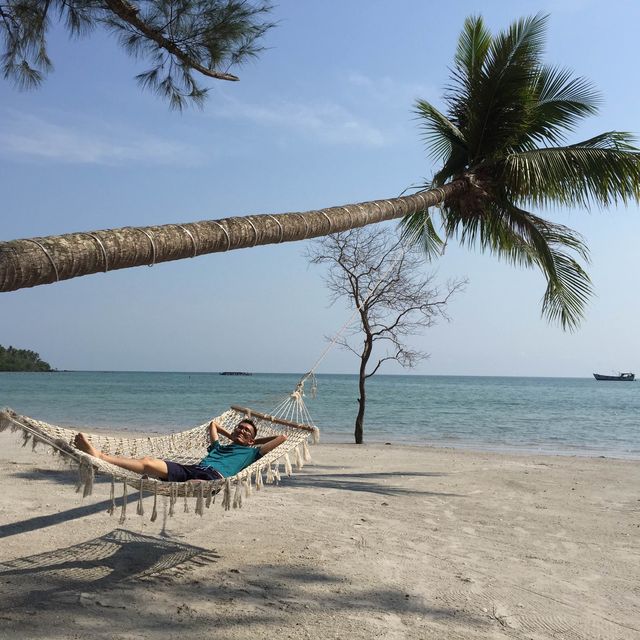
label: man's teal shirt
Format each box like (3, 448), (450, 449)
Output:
(199, 440), (261, 477)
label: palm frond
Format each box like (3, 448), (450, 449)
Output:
(443, 200), (591, 329)
(414, 99), (466, 164)
(401, 205), (444, 260)
(572, 131), (639, 151)
(466, 13), (548, 158)
(485, 13), (548, 79)
(454, 15), (492, 81)
(499, 208), (592, 331)
(504, 134), (640, 208)
(521, 66), (600, 147)
(431, 145), (470, 186)
(448, 15), (491, 123)
(541, 249), (592, 331)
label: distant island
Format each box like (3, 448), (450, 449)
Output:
(0, 345), (53, 372)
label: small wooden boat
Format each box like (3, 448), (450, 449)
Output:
(593, 372), (635, 381)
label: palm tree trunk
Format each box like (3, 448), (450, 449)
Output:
(0, 180), (467, 293)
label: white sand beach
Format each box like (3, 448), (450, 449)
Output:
(0, 435), (639, 639)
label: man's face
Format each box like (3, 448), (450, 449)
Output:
(232, 421), (256, 445)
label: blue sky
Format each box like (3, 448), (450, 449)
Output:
(1, 0), (640, 377)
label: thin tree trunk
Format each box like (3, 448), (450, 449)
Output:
(355, 334), (373, 444)
(0, 180), (467, 293)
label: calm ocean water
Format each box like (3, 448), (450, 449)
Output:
(1, 372), (639, 458)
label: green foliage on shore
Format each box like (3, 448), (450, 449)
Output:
(0, 345), (53, 371)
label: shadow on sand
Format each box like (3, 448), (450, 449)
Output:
(279, 468), (463, 498)
(0, 528), (219, 610)
(0, 528), (486, 637)
(0, 493), (139, 539)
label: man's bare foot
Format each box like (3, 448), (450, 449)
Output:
(73, 433), (102, 459)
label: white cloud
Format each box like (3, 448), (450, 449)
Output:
(0, 110), (204, 165)
(211, 95), (386, 147)
(206, 73), (440, 150)
(346, 72), (438, 107)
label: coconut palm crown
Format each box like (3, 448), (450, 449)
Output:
(403, 14), (640, 330)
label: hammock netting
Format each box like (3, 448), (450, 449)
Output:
(0, 403), (319, 522)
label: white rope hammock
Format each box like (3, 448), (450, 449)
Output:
(0, 401), (319, 522)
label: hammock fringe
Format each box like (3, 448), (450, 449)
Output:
(283, 453), (293, 477)
(137, 481), (144, 516)
(295, 445), (303, 470)
(222, 478), (232, 511)
(119, 481), (127, 524)
(81, 461), (94, 497)
(169, 483), (177, 517)
(150, 484), (158, 522)
(232, 479), (242, 509)
(205, 483), (215, 509)
(183, 485), (190, 513)
(195, 483), (204, 516)
(108, 476), (116, 515)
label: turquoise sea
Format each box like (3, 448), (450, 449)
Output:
(2, 372), (640, 459)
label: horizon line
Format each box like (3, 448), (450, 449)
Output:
(3, 370), (597, 379)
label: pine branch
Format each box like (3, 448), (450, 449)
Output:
(103, 0), (239, 81)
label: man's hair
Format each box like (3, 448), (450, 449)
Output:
(238, 418), (257, 437)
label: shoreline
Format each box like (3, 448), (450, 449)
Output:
(6, 410), (640, 461)
(317, 434), (640, 461)
(20, 418), (640, 461)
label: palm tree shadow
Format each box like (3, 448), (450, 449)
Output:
(12, 467), (110, 486)
(0, 494), (140, 539)
(281, 470), (462, 498)
(0, 529), (219, 610)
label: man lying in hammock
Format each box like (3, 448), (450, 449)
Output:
(73, 418), (286, 482)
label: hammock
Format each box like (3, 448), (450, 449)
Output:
(0, 404), (319, 522)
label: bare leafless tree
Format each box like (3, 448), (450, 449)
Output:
(307, 226), (466, 444)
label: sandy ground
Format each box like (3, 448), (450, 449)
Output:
(0, 435), (639, 640)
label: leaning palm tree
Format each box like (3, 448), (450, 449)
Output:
(2, 14), (639, 329)
(403, 14), (640, 329)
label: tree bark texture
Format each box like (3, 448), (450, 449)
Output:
(355, 334), (373, 445)
(0, 180), (467, 293)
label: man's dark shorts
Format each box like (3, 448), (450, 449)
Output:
(164, 461), (224, 482)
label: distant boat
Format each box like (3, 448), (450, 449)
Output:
(219, 371), (252, 376)
(593, 372), (635, 381)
